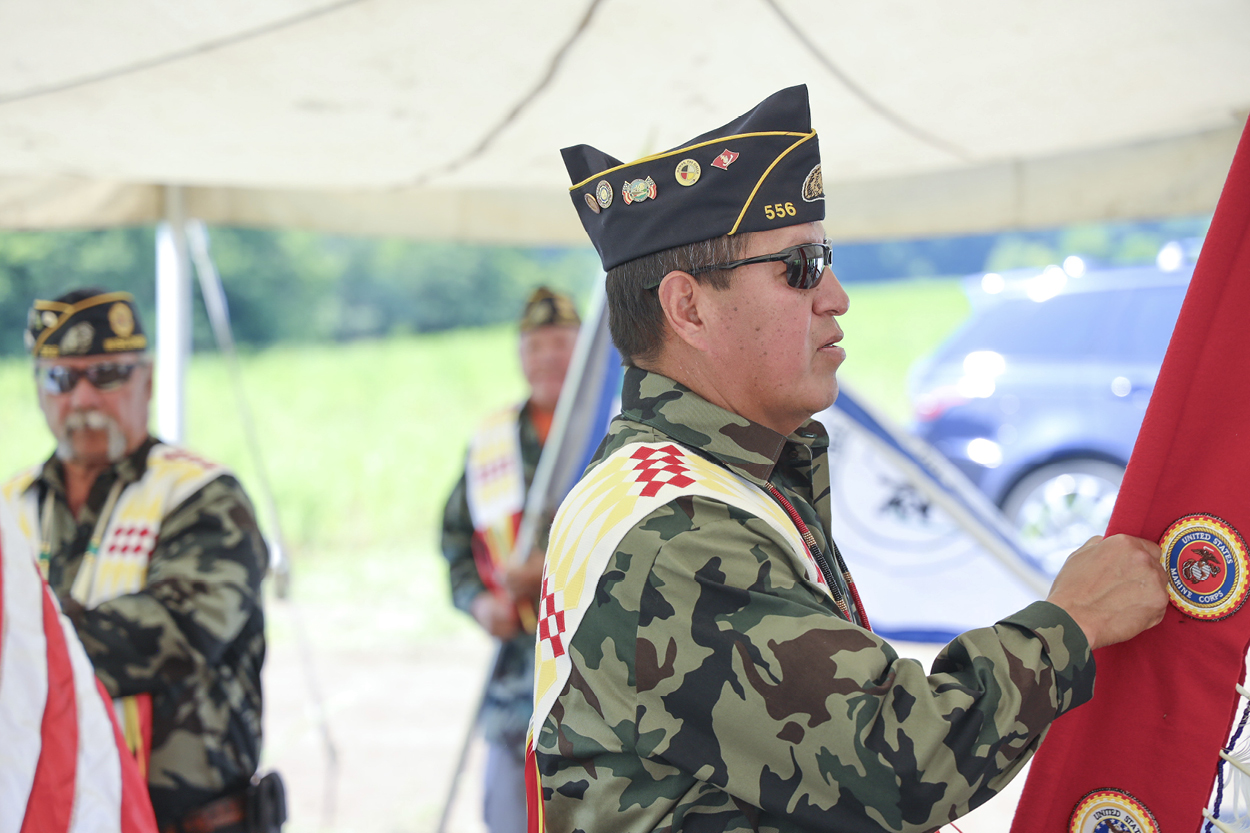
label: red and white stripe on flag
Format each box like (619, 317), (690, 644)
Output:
(0, 500), (157, 833)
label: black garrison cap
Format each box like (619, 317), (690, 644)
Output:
(561, 84), (825, 273)
(520, 286), (581, 331)
(26, 288), (148, 358)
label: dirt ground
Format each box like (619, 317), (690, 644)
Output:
(261, 599), (1024, 833)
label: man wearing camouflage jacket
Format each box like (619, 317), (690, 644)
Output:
(442, 288), (580, 833)
(529, 86), (1170, 831)
(3, 288), (268, 833)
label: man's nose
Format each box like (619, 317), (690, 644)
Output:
(816, 268), (850, 316)
(67, 374), (102, 406)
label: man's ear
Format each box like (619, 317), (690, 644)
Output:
(655, 270), (711, 353)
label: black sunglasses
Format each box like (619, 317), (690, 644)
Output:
(689, 239), (833, 290)
(37, 362), (143, 395)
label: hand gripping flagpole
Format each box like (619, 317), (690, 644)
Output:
(1012, 115), (1250, 832)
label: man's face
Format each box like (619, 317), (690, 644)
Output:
(697, 221), (849, 435)
(520, 324), (579, 411)
(36, 353), (152, 467)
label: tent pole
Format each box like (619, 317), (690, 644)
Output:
(155, 185), (192, 443)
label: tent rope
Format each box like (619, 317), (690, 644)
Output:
(0, 0), (368, 106)
(409, 0), (607, 186)
(186, 221), (341, 828)
(759, 0), (974, 164)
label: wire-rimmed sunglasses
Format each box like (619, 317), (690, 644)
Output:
(689, 239), (833, 290)
(36, 361), (143, 395)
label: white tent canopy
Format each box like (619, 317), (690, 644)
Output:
(2, 0), (1248, 243)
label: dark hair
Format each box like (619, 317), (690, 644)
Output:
(605, 233), (751, 367)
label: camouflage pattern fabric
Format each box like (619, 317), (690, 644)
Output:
(442, 402), (546, 750)
(23, 437), (267, 828)
(535, 367), (1096, 832)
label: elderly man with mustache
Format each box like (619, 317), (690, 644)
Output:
(3, 288), (275, 833)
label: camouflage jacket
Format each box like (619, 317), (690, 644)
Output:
(442, 401), (544, 749)
(535, 367), (1095, 832)
(13, 437), (267, 828)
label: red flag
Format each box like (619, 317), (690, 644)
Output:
(1013, 117), (1250, 832)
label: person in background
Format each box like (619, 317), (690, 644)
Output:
(441, 286), (581, 833)
(2, 288), (279, 833)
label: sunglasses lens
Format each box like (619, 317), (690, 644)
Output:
(37, 363), (136, 394)
(786, 244), (831, 290)
(39, 366), (75, 394)
(87, 363), (134, 390)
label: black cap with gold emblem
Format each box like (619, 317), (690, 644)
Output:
(25, 288), (148, 358)
(561, 85), (825, 272)
(520, 287), (581, 332)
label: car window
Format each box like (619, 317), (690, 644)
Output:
(941, 292), (1117, 360)
(1103, 286), (1187, 363)
(939, 286), (1186, 365)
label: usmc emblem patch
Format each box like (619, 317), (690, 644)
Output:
(1069, 789), (1158, 833)
(1160, 513), (1249, 620)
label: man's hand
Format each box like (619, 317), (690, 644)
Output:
(470, 591), (521, 640)
(500, 547), (545, 602)
(1046, 534), (1170, 650)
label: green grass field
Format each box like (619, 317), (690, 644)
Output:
(0, 277), (969, 648)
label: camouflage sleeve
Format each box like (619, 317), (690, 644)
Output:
(62, 475), (268, 699)
(571, 497), (1094, 830)
(440, 466), (488, 615)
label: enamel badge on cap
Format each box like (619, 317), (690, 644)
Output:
(675, 158), (701, 186)
(1160, 513), (1249, 620)
(621, 177), (657, 205)
(595, 180), (613, 209)
(711, 149), (739, 170)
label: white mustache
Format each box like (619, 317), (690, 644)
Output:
(56, 409), (128, 463)
(65, 409), (112, 431)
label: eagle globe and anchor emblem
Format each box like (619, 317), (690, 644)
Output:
(1160, 513), (1249, 620)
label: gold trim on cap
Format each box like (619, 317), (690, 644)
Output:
(569, 130), (809, 191)
(31, 291), (135, 357)
(727, 132), (816, 235)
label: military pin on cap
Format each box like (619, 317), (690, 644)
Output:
(585, 192), (601, 214)
(711, 149), (739, 170)
(675, 158), (701, 186)
(622, 176), (657, 205)
(595, 179), (614, 209)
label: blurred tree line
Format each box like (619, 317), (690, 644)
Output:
(0, 227), (600, 356)
(0, 215), (1210, 356)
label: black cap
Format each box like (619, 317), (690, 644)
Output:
(520, 287), (580, 331)
(26, 288), (147, 358)
(561, 85), (825, 273)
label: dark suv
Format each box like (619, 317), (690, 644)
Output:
(909, 256), (1192, 573)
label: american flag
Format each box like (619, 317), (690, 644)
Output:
(0, 498), (157, 833)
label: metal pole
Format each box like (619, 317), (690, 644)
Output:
(155, 185), (192, 443)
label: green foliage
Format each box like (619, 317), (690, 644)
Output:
(837, 277), (971, 420)
(0, 226), (601, 356)
(0, 228), (157, 355)
(984, 216), (1210, 272)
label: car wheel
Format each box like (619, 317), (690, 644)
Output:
(1001, 458), (1125, 576)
